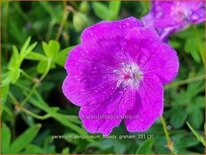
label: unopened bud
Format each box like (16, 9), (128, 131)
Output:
(79, 1), (89, 14)
(73, 12), (89, 31)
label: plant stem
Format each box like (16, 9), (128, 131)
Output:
(21, 59), (51, 106)
(21, 85), (37, 106)
(8, 91), (18, 105)
(165, 74), (205, 89)
(20, 69), (34, 82)
(55, 0), (69, 41)
(22, 107), (51, 120)
(160, 116), (177, 154)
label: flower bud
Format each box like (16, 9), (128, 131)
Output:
(73, 12), (89, 31)
(79, 1), (89, 14)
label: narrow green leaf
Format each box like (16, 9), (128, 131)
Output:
(8, 46), (19, 70)
(170, 108), (188, 128)
(2, 123), (11, 153)
(3, 104), (13, 119)
(186, 122), (205, 146)
(0, 104), (2, 117)
(24, 42), (38, 56)
(175, 135), (199, 149)
(62, 147), (70, 154)
(51, 113), (88, 135)
(38, 1), (61, 22)
(8, 68), (21, 84)
(188, 108), (203, 129)
(92, 2), (110, 20)
(113, 142), (126, 154)
(25, 52), (47, 61)
(136, 139), (154, 154)
(21, 37), (31, 55)
(54, 46), (73, 66)
(37, 61), (48, 73)
(29, 96), (92, 142)
(24, 144), (44, 153)
(1, 84), (10, 104)
(48, 40), (60, 57)
(42, 40), (60, 58)
(10, 124), (41, 153)
(42, 42), (49, 57)
(109, 1), (121, 19)
(63, 133), (79, 144)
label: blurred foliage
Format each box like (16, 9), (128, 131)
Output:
(1, 1), (205, 154)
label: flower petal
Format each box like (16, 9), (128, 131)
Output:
(125, 75), (163, 132)
(125, 27), (179, 84)
(62, 45), (119, 106)
(79, 88), (134, 136)
(81, 17), (143, 64)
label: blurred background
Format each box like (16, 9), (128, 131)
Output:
(1, 1), (205, 154)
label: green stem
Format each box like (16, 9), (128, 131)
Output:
(20, 69), (34, 82)
(39, 58), (52, 81)
(22, 107), (51, 120)
(21, 85), (37, 106)
(8, 91), (18, 105)
(55, 0), (69, 41)
(165, 74), (205, 89)
(160, 116), (177, 154)
(9, 91), (50, 120)
(21, 59), (51, 106)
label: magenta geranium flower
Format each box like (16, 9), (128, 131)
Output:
(62, 17), (179, 136)
(142, 0), (205, 41)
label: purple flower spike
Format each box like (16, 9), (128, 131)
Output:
(142, 0), (206, 41)
(62, 17), (179, 136)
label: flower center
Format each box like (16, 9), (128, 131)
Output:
(114, 63), (143, 89)
(170, 3), (188, 23)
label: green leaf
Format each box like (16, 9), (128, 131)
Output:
(63, 133), (79, 144)
(10, 124), (41, 153)
(186, 122), (205, 146)
(73, 12), (89, 31)
(92, 2), (110, 20)
(25, 52), (47, 61)
(185, 38), (201, 63)
(109, 1), (121, 19)
(51, 113), (88, 136)
(113, 142), (126, 154)
(183, 26), (205, 64)
(0, 104), (2, 117)
(54, 46), (73, 66)
(2, 123), (11, 153)
(37, 61), (48, 73)
(62, 147), (70, 154)
(188, 108), (203, 129)
(136, 139), (154, 154)
(29, 96), (89, 142)
(21, 37), (31, 53)
(8, 46), (19, 70)
(169, 40), (181, 49)
(24, 144), (43, 153)
(8, 68), (21, 84)
(170, 108), (187, 128)
(1, 84), (10, 104)
(175, 135), (199, 149)
(19, 38), (37, 62)
(2, 104), (13, 118)
(42, 40), (60, 58)
(38, 1), (61, 22)
(186, 81), (204, 98)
